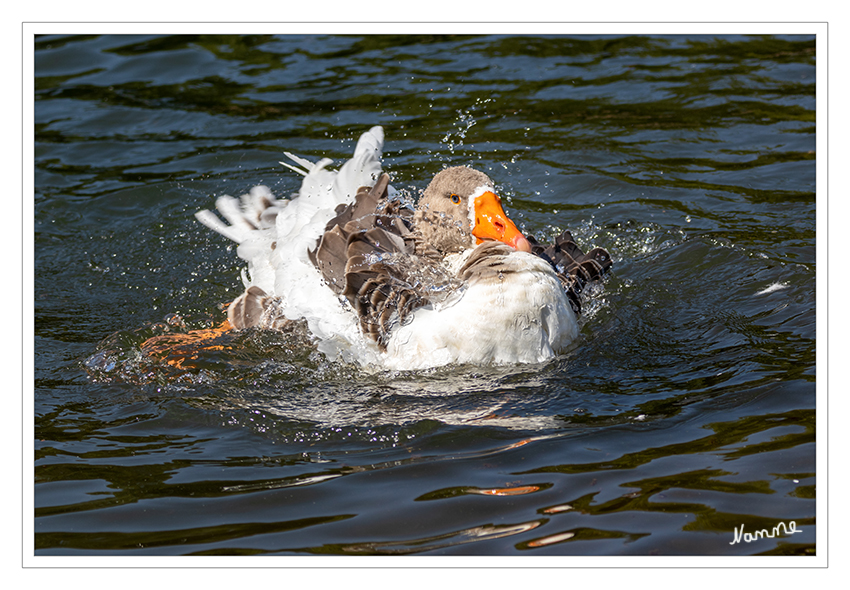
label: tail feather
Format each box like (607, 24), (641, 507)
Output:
(194, 209), (246, 243)
(240, 186), (280, 229)
(216, 195), (257, 231)
(194, 186), (285, 244)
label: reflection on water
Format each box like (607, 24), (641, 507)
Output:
(34, 32), (816, 556)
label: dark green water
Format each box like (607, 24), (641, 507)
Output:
(34, 34), (816, 556)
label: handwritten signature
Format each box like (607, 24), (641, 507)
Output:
(730, 521), (802, 545)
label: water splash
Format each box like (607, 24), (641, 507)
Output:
(82, 312), (324, 385)
(594, 218), (688, 263)
(440, 98), (494, 156)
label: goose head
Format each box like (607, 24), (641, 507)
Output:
(413, 166), (532, 255)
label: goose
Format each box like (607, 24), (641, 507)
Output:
(193, 126), (611, 370)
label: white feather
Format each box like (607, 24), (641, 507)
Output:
(194, 209), (245, 244)
(384, 253), (576, 370)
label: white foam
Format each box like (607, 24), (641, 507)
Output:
(755, 282), (789, 295)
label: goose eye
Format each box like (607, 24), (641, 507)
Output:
(450, 194), (460, 204)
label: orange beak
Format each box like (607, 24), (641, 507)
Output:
(471, 191), (532, 253)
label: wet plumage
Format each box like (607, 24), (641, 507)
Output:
(195, 126), (611, 369)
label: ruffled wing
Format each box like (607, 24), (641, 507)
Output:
(309, 173), (431, 349)
(527, 231), (613, 314)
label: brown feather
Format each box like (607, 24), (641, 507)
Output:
(227, 286), (292, 331)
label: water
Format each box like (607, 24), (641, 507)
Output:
(33, 33), (817, 557)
